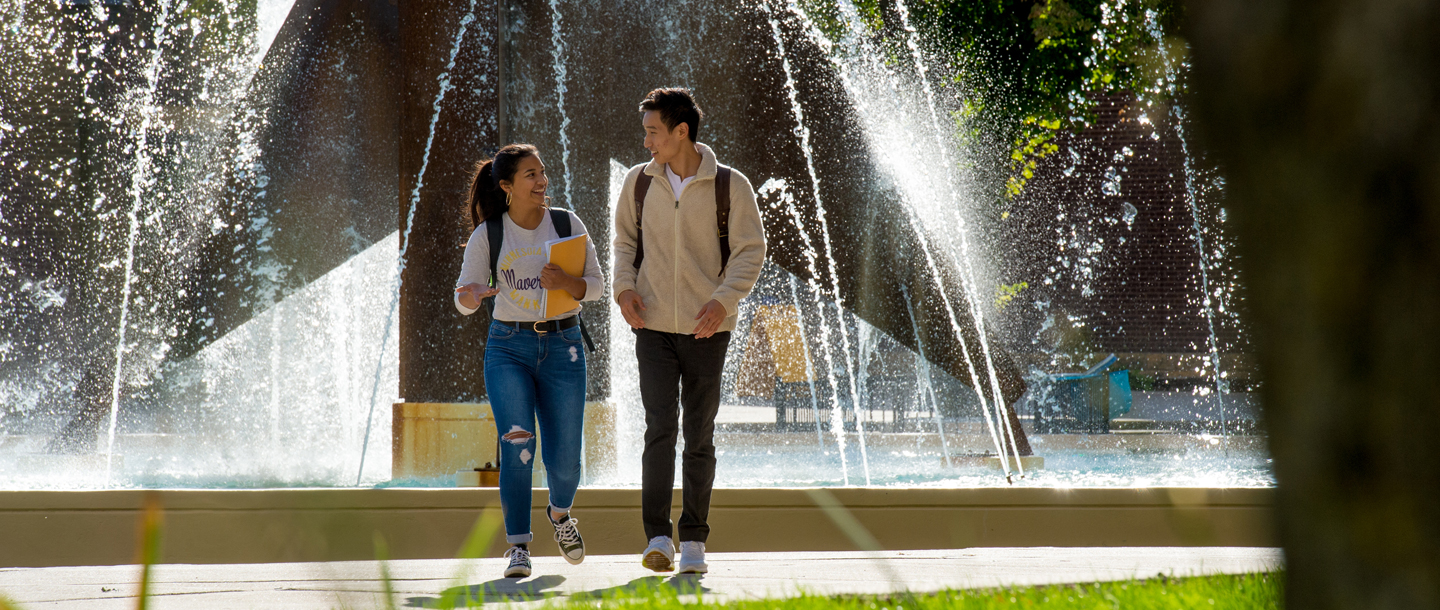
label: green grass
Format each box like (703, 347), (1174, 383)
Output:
(517, 572), (1283, 610)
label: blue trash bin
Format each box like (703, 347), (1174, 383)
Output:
(1030, 354), (1132, 434)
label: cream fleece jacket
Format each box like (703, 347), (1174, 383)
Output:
(612, 143), (766, 334)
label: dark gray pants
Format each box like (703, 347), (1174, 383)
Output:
(635, 328), (731, 543)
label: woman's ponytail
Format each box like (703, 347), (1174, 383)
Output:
(467, 160), (498, 231)
(465, 143), (539, 232)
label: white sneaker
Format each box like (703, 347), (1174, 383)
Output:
(677, 541), (708, 574)
(503, 545), (531, 578)
(641, 535), (675, 572)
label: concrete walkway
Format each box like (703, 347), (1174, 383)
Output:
(1, 548), (1282, 609)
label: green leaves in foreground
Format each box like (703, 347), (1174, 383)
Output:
(538, 572), (1283, 610)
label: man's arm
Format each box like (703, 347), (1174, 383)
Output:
(708, 170), (766, 315)
(612, 167), (642, 301)
(613, 166), (649, 329)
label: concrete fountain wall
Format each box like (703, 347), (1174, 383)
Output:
(0, 487), (1274, 567)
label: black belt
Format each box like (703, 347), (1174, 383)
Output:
(494, 316), (581, 333)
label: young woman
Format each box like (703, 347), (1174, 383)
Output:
(454, 144), (603, 578)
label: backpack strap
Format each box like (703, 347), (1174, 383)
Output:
(632, 172), (652, 269)
(549, 208), (572, 238)
(484, 216), (504, 318)
(546, 208), (596, 352)
(715, 164), (732, 277)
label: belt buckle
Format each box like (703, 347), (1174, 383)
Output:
(532, 321), (548, 334)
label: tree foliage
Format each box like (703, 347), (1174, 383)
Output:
(921, 0), (1187, 201)
(799, 0), (1189, 204)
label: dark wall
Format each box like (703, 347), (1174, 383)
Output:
(182, 0), (401, 355)
(1001, 94), (1249, 358)
(396, 0), (499, 404)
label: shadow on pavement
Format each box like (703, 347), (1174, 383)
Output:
(404, 574), (567, 607)
(570, 574), (712, 600)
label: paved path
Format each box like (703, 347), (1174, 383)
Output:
(1, 548), (1282, 609)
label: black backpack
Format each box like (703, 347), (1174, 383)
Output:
(631, 164), (733, 275)
(483, 208), (595, 352)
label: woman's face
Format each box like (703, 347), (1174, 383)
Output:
(501, 154), (548, 208)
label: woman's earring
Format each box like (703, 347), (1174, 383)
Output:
(505, 191), (512, 206)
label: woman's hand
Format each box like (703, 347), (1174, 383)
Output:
(540, 263), (586, 300)
(455, 283), (500, 310)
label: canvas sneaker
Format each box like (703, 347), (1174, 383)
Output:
(503, 545), (531, 578)
(551, 513), (585, 565)
(677, 541), (708, 574)
(641, 535), (675, 572)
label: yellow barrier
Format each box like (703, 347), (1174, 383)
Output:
(392, 402), (616, 484)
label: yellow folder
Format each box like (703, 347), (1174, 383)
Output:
(543, 234), (588, 318)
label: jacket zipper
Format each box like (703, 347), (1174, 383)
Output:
(673, 183), (681, 331)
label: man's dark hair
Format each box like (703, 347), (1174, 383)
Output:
(639, 88), (703, 142)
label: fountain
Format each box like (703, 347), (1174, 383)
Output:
(0, 0), (1274, 567)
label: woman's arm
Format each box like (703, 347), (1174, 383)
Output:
(455, 225), (495, 314)
(538, 212), (605, 301)
(574, 212), (605, 302)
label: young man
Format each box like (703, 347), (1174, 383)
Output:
(613, 88), (766, 574)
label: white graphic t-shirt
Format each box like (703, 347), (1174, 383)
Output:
(454, 210), (604, 321)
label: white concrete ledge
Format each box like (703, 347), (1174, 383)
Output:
(0, 487), (1275, 567)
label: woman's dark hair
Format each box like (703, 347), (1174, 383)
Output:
(638, 88), (703, 142)
(467, 143), (539, 230)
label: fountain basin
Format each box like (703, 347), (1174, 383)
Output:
(0, 487), (1274, 568)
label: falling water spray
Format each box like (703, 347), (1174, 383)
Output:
(799, 0), (1015, 479)
(549, 0), (574, 210)
(1132, 7), (1229, 438)
(105, 0), (179, 485)
(356, 2), (478, 485)
(787, 273), (827, 451)
(891, 0), (1025, 477)
(760, 177), (850, 483)
(761, 7), (872, 483)
(901, 286), (951, 468)
(1173, 106), (1228, 437)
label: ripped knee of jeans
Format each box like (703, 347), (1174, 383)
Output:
(501, 425), (536, 465)
(502, 425), (534, 445)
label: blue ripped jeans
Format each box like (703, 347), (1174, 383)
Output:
(484, 320), (587, 544)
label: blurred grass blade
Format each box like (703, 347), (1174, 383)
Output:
(372, 532), (398, 610)
(804, 488), (903, 588)
(455, 502), (503, 560)
(803, 488), (881, 551)
(135, 492), (163, 610)
(439, 503), (503, 609)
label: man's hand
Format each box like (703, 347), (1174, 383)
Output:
(692, 299), (727, 338)
(618, 289), (647, 329)
(455, 283), (500, 310)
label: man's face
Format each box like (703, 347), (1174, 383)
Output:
(643, 111), (688, 165)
